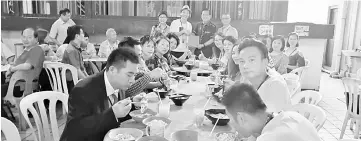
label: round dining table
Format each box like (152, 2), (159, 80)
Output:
(115, 76), (235, 141)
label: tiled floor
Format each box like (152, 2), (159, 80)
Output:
(7, 73), (361, 141)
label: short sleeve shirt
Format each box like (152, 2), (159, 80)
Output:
(49, 18), (76, 44)
(170, 19), (192, 44)
(193, 22), (217, 58)
(218, 25), (239, 39)
(257, 111), (322, 141)
(98, 40), (120, 57)
(14, 45), (45, 77)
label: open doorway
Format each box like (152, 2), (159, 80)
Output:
(323, 5), (338, 71)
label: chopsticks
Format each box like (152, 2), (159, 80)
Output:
(209, 117), (220, 136)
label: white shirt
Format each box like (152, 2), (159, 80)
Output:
(98, 40), (120, 57)
(218, 25), (239, 39)
(84, 43), (96, 57)
(170, 19), (192, 44)
(56, 44), (68, 59)
(104, 71), (120, 122)
(257, 69), (291, 113)
(257, 111), (322, 141)
(49, 18), (76, 44)
(1, 42), (15, 60)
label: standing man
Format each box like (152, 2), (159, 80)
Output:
(193, 9), (217, 58)
(170, 5), (192, 48)
(218, 14), (238, 39)
(49, 8), (76, 46)
(98, 28), (120, 58)
(60, 47), (145, 141)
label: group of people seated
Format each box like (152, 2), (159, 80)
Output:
(1, 5), (313, 141)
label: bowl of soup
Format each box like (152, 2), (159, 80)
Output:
(129, 109), (156, 123)
(205, 109), (230, 126)
(169, 93), (191, 106)
(104, 128), (143, 141)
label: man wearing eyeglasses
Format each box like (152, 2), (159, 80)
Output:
(218, 14), (239, 39)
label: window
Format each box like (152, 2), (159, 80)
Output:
(164, 1), (184, 17)
(136, 1), (163, 17)
(57, 0), (85, 16)
(2, 0), (15, 14)
(22, 0), (50, 15)
(248, 0), (271, 20)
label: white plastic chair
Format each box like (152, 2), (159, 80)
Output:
(290, 65), (310, 89)
(356, 68), (361, 80)
(340, 78), (361, 139)
(291, 90), (323, 105)
(1, 117), (21, 141)
(4, 70), (40, 130)
(44, 63), (79, 94)
(19, 91), (69, 141)
(282, 73), (301, 97)
(289, 103), (327, 131)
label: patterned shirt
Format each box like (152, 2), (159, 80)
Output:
(125, 72), (152, 97)
(145, 54), (171, 72)
(150, 24), (170, 37)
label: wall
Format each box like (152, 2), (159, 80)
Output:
(287, 0), (338, 24)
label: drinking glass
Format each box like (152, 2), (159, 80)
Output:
(193, 108), (205, 128)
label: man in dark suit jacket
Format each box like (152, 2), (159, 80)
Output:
(60, 47), (144, 141)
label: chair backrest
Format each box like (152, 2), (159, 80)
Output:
(342, 77), (361, 118)
(305, 59), (310, 66)
(290, 65), (310, 87)
(14, 43), (24, 60)
(4, 70), (38, 102)
(19, 91), (69, 141)
(357, 68), (361, 80)
(289, 103), (327, 131)
(44, 63), (78, 94)
(1, 117), (21, 141)
(291, 90), (322, 105)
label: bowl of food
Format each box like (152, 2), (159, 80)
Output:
(129, 109), (156, 123)
(153, 88), (171, 99)
(137, 136), (168, 141)
(184, 63), (195, 70)
(205, 109), (230, 126)
(175, 59), (187, 67)
(142, 117), (172, 129)
(215, 131), (237, 141)
(171, 130), (198, 141)
(168, 93), (191, 106)
(104, 128), (143, 141)
(210, 63), (221, 70)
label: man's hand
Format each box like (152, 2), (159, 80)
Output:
(112, 98), (132, 118)
(132, 92), (147, 108)
(196, 44), (204, 49)
(149, 68), (163, 79)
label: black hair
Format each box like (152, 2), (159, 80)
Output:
(36, 28), (48, 44)
(238, 38), (269, 59)
(65, 25), (83, 43)
(242, 35), (256, 41)
(270, 35), (286, 52)
(222, 82), (267, 115)
(140, 35), (156, 47)
(214, 32), (225, 39)
(118, 36), (141, 49)
(258, 34), (273, 45)
(84, 31), (89, 38)
(59, 8), (71, 16)
(202, 9), (210, 13)
(21, 27), (38, 38)
(158, 11), (168, 17)
(286, 32), (299, 47)
(105, 47), (140, 71)
(155, 36), (170, 45)
(223, 36), (237, 45)
(166, 33), (180, 47)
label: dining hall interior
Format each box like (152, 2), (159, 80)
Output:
(1, 0), (361, 141)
